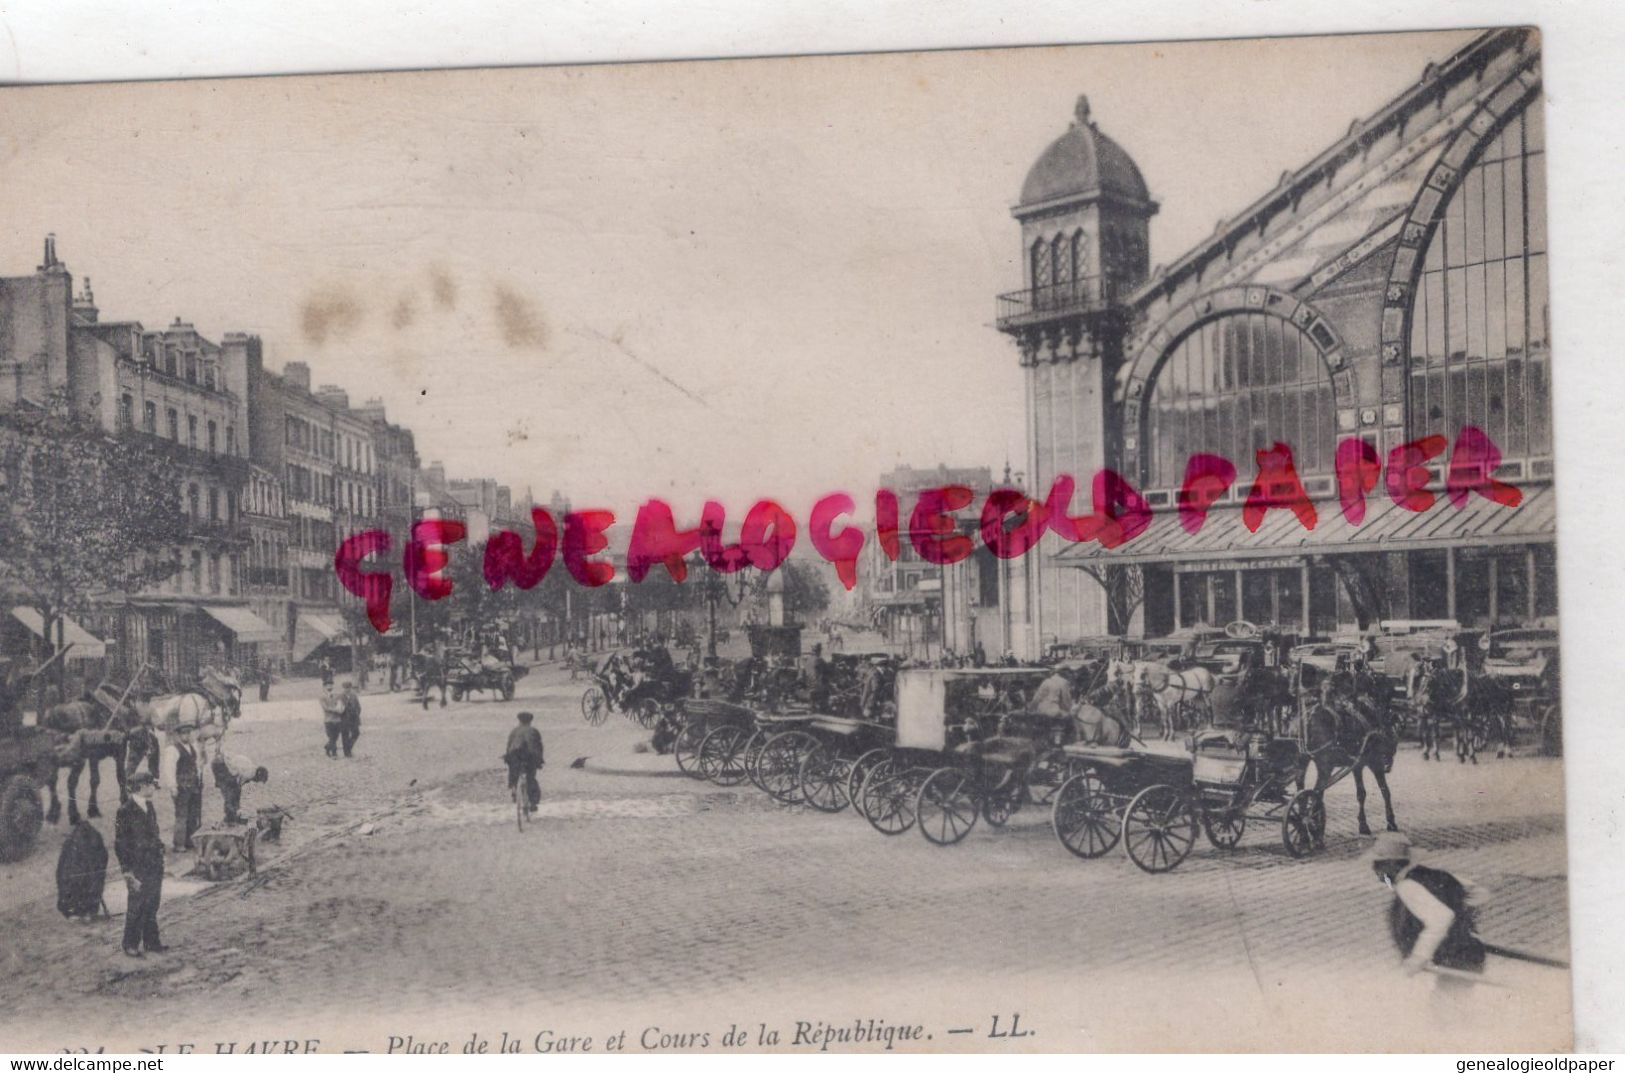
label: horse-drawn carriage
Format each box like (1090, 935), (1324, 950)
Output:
(444, 650), (523, 702)
(1050, 635), (1402, 872)
(1050, 720), (1356, 872)
(1481, 625), (1562, 756)
(852, 667), (1083, 845)
(581, 649), (691, 729)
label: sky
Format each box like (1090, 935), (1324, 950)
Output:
(0, 28), (1475, 519)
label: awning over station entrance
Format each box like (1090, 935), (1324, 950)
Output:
(200, 605), (281, 644)
(10, 607), (109, 660)
(1053, 483), (1556, 568)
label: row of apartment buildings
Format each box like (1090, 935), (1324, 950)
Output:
(0, 237), (535, 685)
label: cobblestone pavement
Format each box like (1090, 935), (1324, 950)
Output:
(0, 661), (1572, 1053)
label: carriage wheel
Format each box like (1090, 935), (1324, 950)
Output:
(1467, 712), (1493, 755)
(860, 764), (918, 836)
(981, 769), (1023, 828)
(697, 725), (749, 786)
(742, 730), (772, 791)
(758, 732), (817, 803)
(633, 698), (661, 730)
(1026, 751), (1078, 806)
(1200, 805), (1247, 850)
(1538, 705), (1562, 757)
(672, 721), (708, 778)
(580, 687), (608, 726)
(451, 685), (465, 702)
(916, 767), (979, 846)
(1281, 789), (1325, 858)
(847, 748), (889, 818)
(1052, 771), (1120, 860)
(1122, 784), (1197, 874)
(0, 774), (44, 863)
(798, 744), (850, 814)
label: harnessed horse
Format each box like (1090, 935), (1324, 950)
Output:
(1412, 659), (1515, 763)
(1107, 659), (1216, 740)
(137, 667), (243, 769)
(39, 682), (148, 825)
(1299, 670), (1399, 838)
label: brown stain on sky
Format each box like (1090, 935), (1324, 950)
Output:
(429, 265), (457, 311)
(493, 284), (548, 349)
(301, 288), (363, 345)
(391, 295), (416, 330)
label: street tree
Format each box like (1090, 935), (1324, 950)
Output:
(0, 393), (186, 701)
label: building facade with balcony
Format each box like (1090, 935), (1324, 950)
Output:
(983, 29), (1553, 658)
(242, 462), (293, 669)
(0, 246), (280, 681)
(864, 464), (993, 659)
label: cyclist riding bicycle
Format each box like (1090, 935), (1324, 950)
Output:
(503, 711), (545, 813)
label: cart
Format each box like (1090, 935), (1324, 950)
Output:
(445, 651), (523, 702)
(855, 667), (1070, 845)
(1050, 723), (1336, 873)
(794, 714), (896, 813)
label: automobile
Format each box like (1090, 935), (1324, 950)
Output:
(1481, 626), (1561, 707)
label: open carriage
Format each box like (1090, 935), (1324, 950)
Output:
(854, 667), (1081, 845)
(445, 650), (523, 702)
(1050, 721), (1339, 873)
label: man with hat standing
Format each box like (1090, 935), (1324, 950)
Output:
(166, 724), (203, 852)
(1368, 832), (1486, 985)
(339, 680), (362, 759)
(114, 772), (167, 958)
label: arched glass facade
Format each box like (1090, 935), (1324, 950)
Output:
(1407, 99), (1549, 458)
(1143, 313), (1335, 489)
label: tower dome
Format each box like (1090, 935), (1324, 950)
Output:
(1018, 95), (1151, 210)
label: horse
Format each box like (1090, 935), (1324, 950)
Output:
(1300, 671), (1399, 838)
(1071, 695), (1132, 748)
(138, 667), (242, 767)
(38, 683), (149, 826)
(1413, 660), (1515, 763)
(1107, 659), (1215, 740)
(411, 648), (449, 708)
(1232, 663), (1295, 732)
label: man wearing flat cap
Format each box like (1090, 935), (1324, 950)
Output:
(1368, 832), (1485, 984)
(114, 772), (167, 958)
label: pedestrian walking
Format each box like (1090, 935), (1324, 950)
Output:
(503, 711), (545, 813)
(114, 773), (167, 958)
(1368, 832), (1486, 990)
(340, 680), (362, 758)
(210, 750), (269, 824)
(319, 656), (334, 690)
(167, 725), (203, 852)
(320, 683), (345, 758)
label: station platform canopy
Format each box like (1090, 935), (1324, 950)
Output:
(1053, 483), (1556, 568)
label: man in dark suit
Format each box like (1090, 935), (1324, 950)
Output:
(169, 725), (203, 851)
(114, 772), (167, 958)
(339, 681), (362, 758)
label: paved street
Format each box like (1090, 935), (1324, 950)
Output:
(0, 660), (1571, 1053)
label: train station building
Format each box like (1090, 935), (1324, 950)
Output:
(962, 28), (1553, 658)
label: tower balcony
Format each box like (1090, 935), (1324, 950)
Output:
(995, 275), (1122, 334)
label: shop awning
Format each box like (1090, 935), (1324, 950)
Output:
(873, 590), (934, 607)
(1053, 482), (1556, 568)
(200, 605), (281, 644)
(10, 607), (109, 660)
(291, 613), (346, 661)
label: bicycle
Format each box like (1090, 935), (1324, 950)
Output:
(506, 757), (541, 832)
